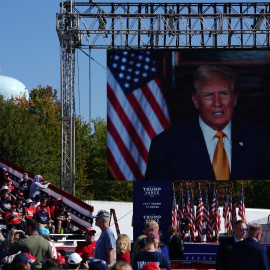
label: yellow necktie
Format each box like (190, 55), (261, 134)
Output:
(212, 131), (230, 180)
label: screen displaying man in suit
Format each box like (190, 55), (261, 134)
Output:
(145, 65), (270, 180)
(229, 223), (269, 270)
(216, 220), (247, 270)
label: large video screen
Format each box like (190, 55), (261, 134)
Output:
(107, 50), (270, 181)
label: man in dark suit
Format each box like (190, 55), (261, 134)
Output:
(216, 220), (247, 270)
(145, 65), (270, 180)
(167, 226), (184, 260)
(229, 223), (269, 270)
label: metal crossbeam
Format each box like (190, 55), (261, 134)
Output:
(56, 1), (270, 192)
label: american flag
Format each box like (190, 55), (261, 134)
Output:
(177, 186), (185, 233)
(185, 188), (191, 221)
(223, 187), (230, 236)
(172, 187), (178, 227)
(190, 190), (196, 240)
(209, 187), (216, 237)
(229, 188), (237, 232)
(196, 188), (204, 242)
(107, 51), (170, 180)
(238, 184), (247, 224)
(215, 193), (221, 238)
(203, 189), (210, 237)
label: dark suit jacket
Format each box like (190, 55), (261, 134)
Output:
(168, 234), (184, 260)
(145, 119), (270, 180)
(229, 237), (269, 270)
(216, 236), (235, 270)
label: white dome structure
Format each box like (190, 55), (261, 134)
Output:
(0, 75), (29, 100)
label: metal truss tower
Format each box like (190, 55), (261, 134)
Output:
(56, 1), (270, 192)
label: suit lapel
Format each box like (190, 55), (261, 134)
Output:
(188, 120), (216, 180)
(231, 121), (246, 179)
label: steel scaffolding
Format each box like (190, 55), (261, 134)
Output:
(56, 1), (270, 193)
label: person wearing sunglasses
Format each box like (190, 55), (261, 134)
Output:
(75, 226), (97, 259)
(216, 220), (247, 270)
(229, 223), (269, 270)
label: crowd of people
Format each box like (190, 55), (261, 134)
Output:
(0, 169), (269, 270)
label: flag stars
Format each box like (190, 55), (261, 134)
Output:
(135, 70), (140, 75)
(127, 75), (131, 80)
(124, 83), (130, 88)
(128, 68), (132, 72)
(122, 57), (127, 63)
(112, 63), (117, 68)
(136, 63), (141, 68)
(134, 78), (139, 82)
(144, 65), (149, 70)
(120, 65), (126, 71)
(114, 55), (119, 60)
(145, 57), (150, 62)
(119, 73), (124, 78)
(142, 73), (148, 77)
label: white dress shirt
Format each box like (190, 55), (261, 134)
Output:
(199, 117), (232, 171)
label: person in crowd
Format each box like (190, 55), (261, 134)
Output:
(0, 191), (13, 218)
(25, 199), (36, 220)
(116, 234), (131, 263)
(35, 198), (54, 233)
(29, 175), (50, 199)
(75, 226), (96, 258)
(55, 204), (71, 233)
(132, 232), (171, 270)
(5, 179), (14, 193)
(15, 198), (26, 229)
(158, 231), (169, 259)
(145, 65), (270, 180)
(132, 220), (159, 260)
(111, 261), (132, 270)
(216, 220), (247, 270)
(13, 189), (25, 203)
(19, 173), (32, 200)
(7, 229), (28, 250)
(33, 203), (50, 228)
(167, 225), (184, 260)
(67, 253), (88, 270)
(7, 253), (35, 270)
(229, 223), (269, 270)
(32, 195), (41, 208)
(50, 198), (61, 221)
(5, 205), (23, 230)
(9, 218), (53, 269)
(43, 258), (61, 270)
(38, 227), (57, 263)
(93, 210), (116, 266)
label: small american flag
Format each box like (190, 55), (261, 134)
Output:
(215, 193), (221, 238)
(203, 188), (210, 238)
(196, 188), (204, 242)
(190, 190), (196, 240)
(172, 187), (178, 227)
(107, 51), (170, 180)
(238, 184), (247, 224)
(177, 186), (185, 233)
(209, 187), (216, 237)
(223, 187), (230, 236)
(229, 188), (237, 232)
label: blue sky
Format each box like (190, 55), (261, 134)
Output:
(0, 0), (262, 124)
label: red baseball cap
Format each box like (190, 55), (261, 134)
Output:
(84, 226), (96, 234)
(57, 252), (65, 265)
(24, 253), (36, 263)
(11, 205), (17, 208)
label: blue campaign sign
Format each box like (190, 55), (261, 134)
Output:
(133, 180), (173, 245)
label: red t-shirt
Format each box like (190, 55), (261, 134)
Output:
(75, 241), (96, 258)
(25, 206), (36, 219)
(116, 250), (130, 263)
(5, 212), (22, 225)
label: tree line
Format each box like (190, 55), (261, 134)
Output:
(0, 86), (132, 202)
